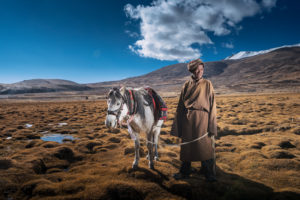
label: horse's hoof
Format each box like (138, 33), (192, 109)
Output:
(132, 164), (138, 170)
(132, 166), (138, 170)
(154, 156), (159, 161)
(149, 163), (155, 170)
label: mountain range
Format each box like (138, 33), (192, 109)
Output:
(0, 79), (91, 95)
(225, 43), (300, 60)
(1, 44), (299, 96)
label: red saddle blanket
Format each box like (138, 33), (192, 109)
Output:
(144, 87), (168, 121)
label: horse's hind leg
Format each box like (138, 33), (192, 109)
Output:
(153, 120), (163, 161)
(147, 133), (154, 169)
(132, 133), (140, 170)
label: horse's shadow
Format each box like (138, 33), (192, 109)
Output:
(127, 166), (169, 184)
(128, 165), (300, 200)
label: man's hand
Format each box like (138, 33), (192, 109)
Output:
(208, 132), (214, 137)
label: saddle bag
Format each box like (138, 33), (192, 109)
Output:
(144, 87), (168, 121)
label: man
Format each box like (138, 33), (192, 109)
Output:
(171, 58), (217, 182)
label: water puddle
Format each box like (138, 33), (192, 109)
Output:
(41, 133), (75, 144)
(25, 124), (33, 128)
(58, 122), (68, 127)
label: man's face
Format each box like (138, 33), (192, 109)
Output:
(192, 64), (204, 80)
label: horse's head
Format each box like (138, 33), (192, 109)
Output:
(105, 87), (128, 129)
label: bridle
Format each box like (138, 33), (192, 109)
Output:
(107, 97), (125, 126)
(107, 88), (136, 127)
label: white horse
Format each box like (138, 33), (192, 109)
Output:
(105, 87), (165, 169)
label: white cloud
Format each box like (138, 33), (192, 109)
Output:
(222, 42), (234, 49)
(125, 30), (139, 38)
(124, 0), (276, 62)
(262, 0), (277, 10)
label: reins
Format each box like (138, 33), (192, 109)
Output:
(146, 132), (209, 147)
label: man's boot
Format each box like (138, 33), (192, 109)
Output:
(201, 159), (217, 182)
(173, 161), (191, 180)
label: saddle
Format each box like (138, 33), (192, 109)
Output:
(144, 87), (168, 121)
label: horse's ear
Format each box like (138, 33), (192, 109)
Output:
(120, 85), (126, 96)
(107, 89), (113, 98)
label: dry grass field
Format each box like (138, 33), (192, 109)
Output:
(0, 93), (299, 200)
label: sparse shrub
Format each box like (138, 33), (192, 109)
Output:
(32, 159), (47, 174)
(47, 168), (63, 173)
(278, 141), (296, 149)
(162, 138), (175, 144)
(160, 130), (167, 135)
(242, 128), (263, 135)
(294, 129), (300, 135)
(103, 144), (118, 150)
(54, 147), (74, 161)
(166, 152), (177, 157)
(108, 128), (120, 134)
(0, 159), (12, 169)
(101, 181), (144, 200)
(21, 179), (52, 195)
(33, 183), (57, 196)
(25, 133), (41, 139)
(42, 142), (58, 148)
(109, 137), (121, 143)
(250, 142), (266, 149)
(124, 147), (145, 157)
(17, 125), (24, 129)
(232, 119), (248, 125)
(269, 150), (295, 159)
(279, 126), (291, 131)
(86, 141), (103, 151)
(25, 141), (37, 148)
(263, 159), (300, 171)
(124, 147), (135, 155)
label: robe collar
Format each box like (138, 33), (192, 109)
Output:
(191, 75), (203, 82)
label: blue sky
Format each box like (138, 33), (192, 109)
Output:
(0, 0), (299, 84)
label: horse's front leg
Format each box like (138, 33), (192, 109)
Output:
(128, 124), (140, 170)
(132, 136), (140, 170)
(147, 133), (154, 169)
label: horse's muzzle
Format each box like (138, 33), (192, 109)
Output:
(105, 114), (118, 129)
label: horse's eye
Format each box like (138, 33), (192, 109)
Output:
(117, 102), (120, 106)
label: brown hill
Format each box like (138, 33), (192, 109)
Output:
(88, 47), (300, 95)
(210, 47), (300, 93)
(1, 47), (299, 97)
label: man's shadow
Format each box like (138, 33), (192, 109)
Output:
(127, 164), (300, 200)
(166, 165), (300, 200)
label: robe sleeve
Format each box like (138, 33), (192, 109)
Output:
(171, 84), (187, 138)
(208, 82), (218, 137)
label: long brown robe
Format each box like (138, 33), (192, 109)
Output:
(171, 77), (217, 161)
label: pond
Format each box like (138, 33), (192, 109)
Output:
(41, 133), (75, 143)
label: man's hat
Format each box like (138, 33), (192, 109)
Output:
(187, 58), (204, 72)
